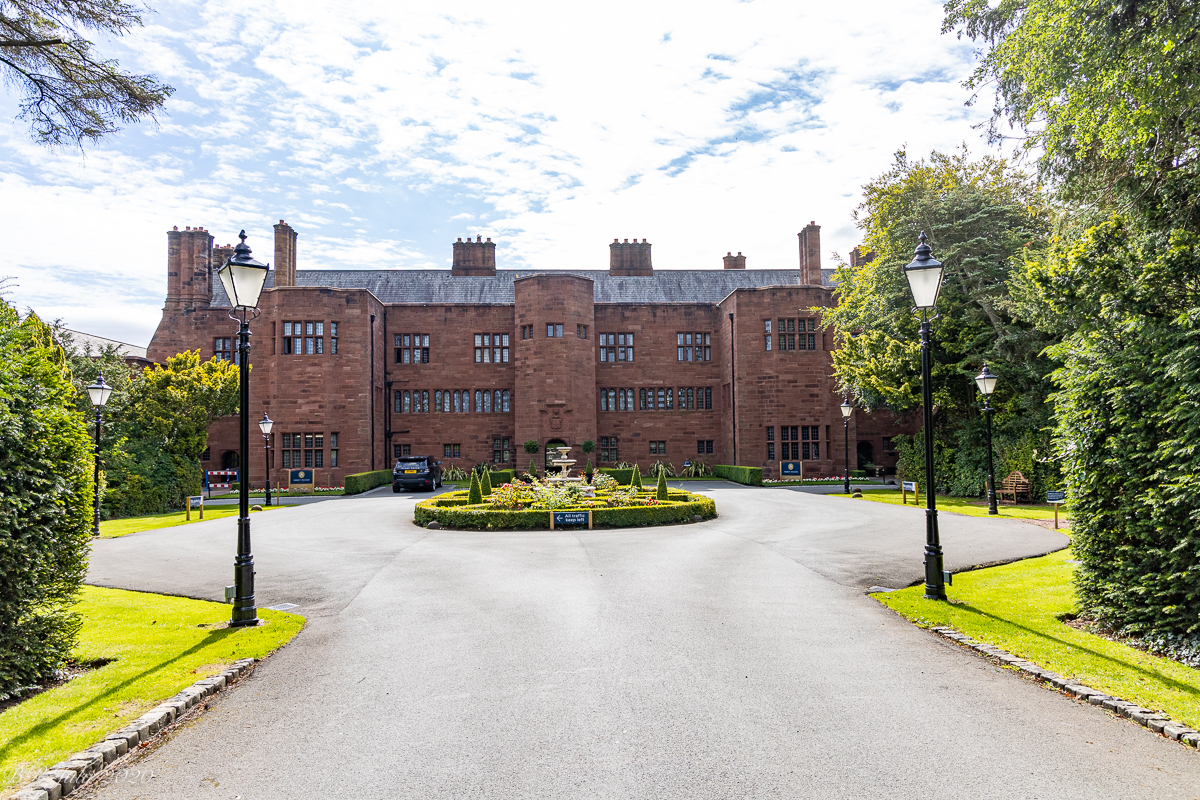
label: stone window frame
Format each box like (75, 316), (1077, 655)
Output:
(696, 440), (714, 455)
(395, 333), (430, 364)
(648, 440), (667, 455)
(492, 437), (512, 464)
(443, 443), (461, 458)
(676, 332), (712, 362)
(598, 332), (634, 362)
(774, 318), (819, 352)
(599, 435), (619, 462)
(284, 321), (324, 355)
(214, 337), (234, 363)
(474, 333), (510, 363)
(546, 323), (564, 338)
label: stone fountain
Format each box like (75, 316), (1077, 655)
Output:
(547, 446), (594, 496)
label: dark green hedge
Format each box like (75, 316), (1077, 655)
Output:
(345, 470), (392, 495)
(713, 465), (763, 485)
(415, 495), (716, 530)
(489, 470), (516, 485)
(598, 468), (636, 485)
(0, 306), (93, 695)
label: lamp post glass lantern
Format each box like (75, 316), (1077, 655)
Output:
(904, 231), (948, 600)
(840, 398), (852, 494)
(259, 413), (274, 507)
(222, 231), (269, 628)
(87, 373), (113, 537)
(975, 363), (999, 516)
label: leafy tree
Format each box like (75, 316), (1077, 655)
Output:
(0, 303), (93, 696)
(0, 0), (173, 147)
(949, 0), (1200, 635)
(826, 147), (1056, 495)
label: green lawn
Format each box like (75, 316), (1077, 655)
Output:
(98, 505), (280, 539)
(875, 548), (1200, 730)
(837, 489), (1069, 522)
(0, 586), (303, 791)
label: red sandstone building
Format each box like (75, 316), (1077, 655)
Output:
(148, 220), (908, 487)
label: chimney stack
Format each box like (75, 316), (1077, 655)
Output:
(798, 221), (821, 285)
(166, 226), (214, 308)
(849, 246), (875, 269)
(274, 220), (298, 287)
(609, 238), (653, 276)
(451, 235), (497, 276)
(723, 251), (746, 270)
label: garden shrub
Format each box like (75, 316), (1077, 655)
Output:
(468, 473), (482, 504)
(0, 305), (93, 696)
(591, 472), (618, 491)
(632, 469), (644, 490)
(415, 494), (717, 530)
(656, 470), (668, 500)
(481, 470), (492, 496)
(345, 470), (391, 495)
(713, 465), (763, 485)
(488, 470), (515, 485)
(598, 468), (635, 485)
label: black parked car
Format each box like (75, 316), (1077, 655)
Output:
(393, 456), (442, 492)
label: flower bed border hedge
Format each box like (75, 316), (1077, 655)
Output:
(415, 491), (716, 530)
(345, 469), (391, 495)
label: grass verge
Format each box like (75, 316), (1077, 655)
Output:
(99, 505), (280, 539)
(874, 548), (1200, 730)
(836, 489), (1069, 522)
(0, 586), (303, 791)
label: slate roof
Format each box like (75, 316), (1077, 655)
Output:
(210, 268), (834, 307)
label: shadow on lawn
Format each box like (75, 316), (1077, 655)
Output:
(951, 600), (1200, 699)
(6, 627), (239, 752)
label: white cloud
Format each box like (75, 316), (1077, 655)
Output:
(0, 0), (994, 344)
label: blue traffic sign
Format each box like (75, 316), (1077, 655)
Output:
(552, 511), (590, 526)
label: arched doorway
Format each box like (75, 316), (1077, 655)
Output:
(856, 441), (874, 472)
(221, 450), (240, 470)
(544, 439), (567, 474)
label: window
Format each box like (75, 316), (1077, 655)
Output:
(394, 391), (403, 413)
(521, 325), (533, 340)
(330, 322), (338, 354)
(777, 425), (820, 460)
(677, 387), (704, 410)
(599, 436), (619, 462)
(444, 443), (461, 458)
(576, 324), (588, 339)
(697, 440), (713, 454)
(330, 433), (338, 467)
(676, 332), (712, 362)
(214, 337), (233, 362)
(395, 333), (430, 364)
(639, 388), (648, 410)
(883, 437), (895, 453)
(474, 333), (510, 363)
(393, 443), (411, 459)
(599, 333), (634, 362)
(493, 438), (511, 464)
(774, 319), (818, 352)
(649, 440), (667, 455)
(599, 388), (634, 412)
(284, 322), (323, 355)
(201, 447), (210, 462)
(546, 323), (564, 338)
(764, 319), (772, 351)
(802, 425), (820, 460)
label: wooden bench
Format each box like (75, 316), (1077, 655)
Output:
(997, 471), (1032, 504)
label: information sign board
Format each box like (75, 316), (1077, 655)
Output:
(781, 461), (802, 477)
(1046, 490), (1066, 504)
(290, 469), (314, 485)
(552, 511), (590, 527)
(903, 481), (917, 492)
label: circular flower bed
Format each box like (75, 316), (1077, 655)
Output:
(415, 477), (716, 530)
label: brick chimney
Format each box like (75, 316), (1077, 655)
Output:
(166, 226), (214, 308)
(273, 220), (298, 287)
(609, 239), (652, 276)
(451, 235), (497, 276)
(849, 246), (875, 268)
(723, 251), (746, 270)
(798, 221), (821, 285)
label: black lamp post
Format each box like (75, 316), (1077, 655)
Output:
(975, 363), (999, 516)
(217, 230), (269, 627)
(86, 373), (113, 537)
(259, 413), (274, 507)
(840, 397), (852, 493)
(903, 231), (947, 601)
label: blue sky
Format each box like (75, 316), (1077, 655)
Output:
(0, 0), (992, 345)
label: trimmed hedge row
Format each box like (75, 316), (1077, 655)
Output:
(597, 468), (636, 485)
(415, 493), (717, 530)
(345, 469), (392, 495)
(489, 469), (516, 485)
(713, 465), (763, 485)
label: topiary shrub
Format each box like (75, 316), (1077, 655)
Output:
(713, 465), (763, 485)
(656, 469), (669, 501)
(0, 306), (93, 696)
(480, 470), (492, 496)
(468, 472), (483, 504)
(632, 469), (644, 490)
(345, 470), (391, 495)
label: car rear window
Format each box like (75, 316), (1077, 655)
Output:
(396, 460), (428, 471)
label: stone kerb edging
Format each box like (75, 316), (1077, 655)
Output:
(931, 626), (1200, 749)
(7, 658), (257, 800)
